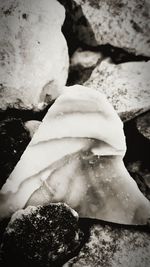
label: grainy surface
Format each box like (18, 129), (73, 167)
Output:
(65, 222), (150, 267)
(84, 60), (150, 121)
(67, 0), (150, 56)
(0, 204), (83, 267)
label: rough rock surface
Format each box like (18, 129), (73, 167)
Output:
(64, 223), (150, 267)
(136, 111), (150, 141)
(0, 0), (69, 110)
(68, 48), (103, 85)
(0, 204), (83, 267)
(68, 0), (150, 56)
(0, 118), (30, 189)
(85, 60), (150, 121)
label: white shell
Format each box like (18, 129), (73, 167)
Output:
(0, 85), (150, 224)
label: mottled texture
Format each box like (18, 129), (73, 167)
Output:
(64, 223), (150, 267)
(0, 0), (69, 110)
(1, 204), (83, 267)
(85, 60), (150, 121)
(68, 0), (150, 56)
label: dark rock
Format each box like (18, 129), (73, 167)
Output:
(127, 161), (150, 201)
(124, 119), (150, 168)
(124, 117), (150, 197)
(0, 118), (30, 188)
(0, 204), (83, 267)
(94, 45), (150, 65)
(136, 111), (150, 141)
(58, 0), (80, 56)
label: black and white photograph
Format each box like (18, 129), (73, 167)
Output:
(0, 0), (150, 266)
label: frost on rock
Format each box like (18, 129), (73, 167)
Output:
(85, 60), (150, 121)
(0, 85), (150, 225)
(69, 0), (150, 56)
(0, 0), (69, 110)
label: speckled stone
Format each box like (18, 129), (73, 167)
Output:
(68, 0), (150, 56)
(64, 222), (150, 267)
(0, 204), (83, 267)
(84, 60), (150, 121)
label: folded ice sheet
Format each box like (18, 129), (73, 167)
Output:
(0, 85), (150, 224)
